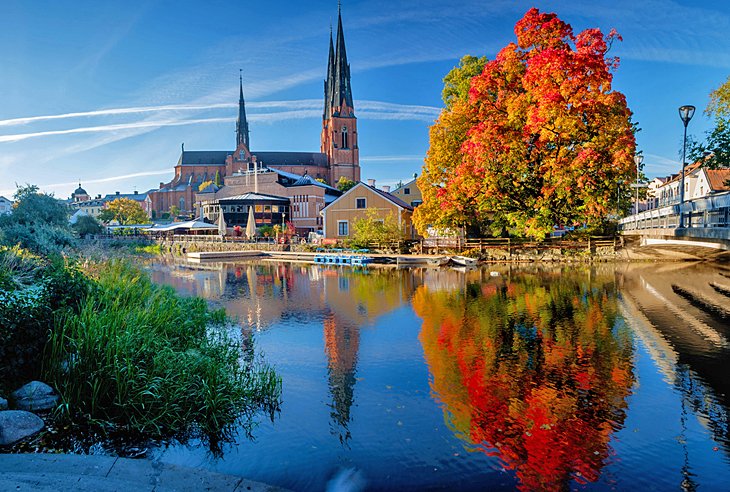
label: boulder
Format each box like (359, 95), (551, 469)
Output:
(0, 410), (44, 446)
(0, 398), (7, 411)
(11, 381), (59, 412)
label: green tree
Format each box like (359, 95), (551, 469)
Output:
(0, 184), (75, 255)
(688, 76), (730, 168)
(101, 198), (149, 225)
(72, 215), (104, 238)
(336, 176), (357, 192)
(351, 208), (404, 247)
(214, 170), (223, 187)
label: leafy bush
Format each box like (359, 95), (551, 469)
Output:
(0, 248), (90, 391)
(45, 260), (281, 441)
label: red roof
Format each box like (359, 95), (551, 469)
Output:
(705, 168), (730, 192)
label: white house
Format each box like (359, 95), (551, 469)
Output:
(0, 196), (12, 215)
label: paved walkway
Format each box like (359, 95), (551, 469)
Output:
(0, 453), (290, 491)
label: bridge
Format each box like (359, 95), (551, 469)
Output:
(618, 192), (730, 258)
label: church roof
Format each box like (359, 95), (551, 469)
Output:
(324, 8), (354, 115)
(254, 151), (328, 167)
(269, 167), (339, 192)
(177, 150), (229, 166)
(74, 184), (88, 195)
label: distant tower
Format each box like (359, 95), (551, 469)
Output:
(231, 71), (252, 174)
(321, 7), (360, 184)
(236, 70), (250, 151)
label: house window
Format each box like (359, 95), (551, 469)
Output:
(338, 220), (349, 236)
(411, 200), (422, 207)
(404, 188), (410, 195)
(356, 198), (366, 209)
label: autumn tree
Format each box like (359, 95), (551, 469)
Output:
(99, 198), (149, 225)
(688, 75), (730, 168)
(336, 176), (356, 193)
(414, 56), (488, 236)
(416, 9), (636, 239)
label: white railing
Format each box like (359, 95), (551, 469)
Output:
(619, 192), (730, 231)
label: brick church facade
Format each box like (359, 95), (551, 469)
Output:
(148, 9), (360, 219)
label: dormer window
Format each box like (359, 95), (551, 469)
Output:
(341, 126), (348, 149)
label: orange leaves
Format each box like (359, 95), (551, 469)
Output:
(418, 8), (636, 238)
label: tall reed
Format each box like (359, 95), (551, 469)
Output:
(45, 259), (281, 442)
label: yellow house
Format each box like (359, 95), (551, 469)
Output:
(322, 181), (415, 239)
(390, 175), (423, 208)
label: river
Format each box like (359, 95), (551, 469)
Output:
(147, 259), (730, 491)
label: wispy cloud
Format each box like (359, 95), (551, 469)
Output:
(0, 100), (440, 143)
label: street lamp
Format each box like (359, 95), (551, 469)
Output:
(634, 154), (643, 229)
(678, 105), (695, 227)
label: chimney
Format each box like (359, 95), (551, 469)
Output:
(367, 179), (376, 187)
(115, 191), (120, 195)
(160, 182), (164, 189)
(382, 185), (391, 193)
(134, 190), (138, 194)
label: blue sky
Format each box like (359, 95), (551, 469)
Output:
(1, 0), (730, 199)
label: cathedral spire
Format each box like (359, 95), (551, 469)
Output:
(324, 27), (335, 118)
(331, 7), (353, 113)
(236, 70), (250, 149)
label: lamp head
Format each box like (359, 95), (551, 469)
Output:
(678, 105), (696, 126)
(634, 154), (644, 166)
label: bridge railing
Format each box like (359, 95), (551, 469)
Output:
(619, 192), (730, 231)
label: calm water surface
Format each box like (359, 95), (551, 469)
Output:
(148, 260), (730, 491)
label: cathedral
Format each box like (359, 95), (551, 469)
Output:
(148, 8), (360, 232)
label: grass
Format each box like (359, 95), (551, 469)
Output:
(45, 259), (281, 444)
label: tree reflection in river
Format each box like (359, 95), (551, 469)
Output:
(414, 269), (635, 491)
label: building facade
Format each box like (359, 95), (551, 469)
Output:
(322, 182), (415, 240)
(148, 8), (359, 219)
(390, 174), (423, 208)
(0, 195), (12, 215)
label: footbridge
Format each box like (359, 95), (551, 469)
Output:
(619, 193), (730, 259)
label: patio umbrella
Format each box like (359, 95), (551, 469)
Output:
(245, 206), (257, 240)
(218, 209), (227, 236)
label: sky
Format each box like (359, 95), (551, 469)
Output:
(1, 0), (730, 200)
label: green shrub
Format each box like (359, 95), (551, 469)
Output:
(45, 260), (281, 442)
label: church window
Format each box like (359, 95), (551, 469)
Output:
(240, 150), (245, 160)
(179, 197), (185, 211)
(341, 126), (348, 149)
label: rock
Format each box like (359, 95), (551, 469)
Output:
(0, 398), (7, 410)
(0, 410), (44, 446)
(11, 381), (59, 412)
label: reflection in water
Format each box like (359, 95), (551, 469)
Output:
(148, 259), (730, 491)
(414, 269), (635, 491)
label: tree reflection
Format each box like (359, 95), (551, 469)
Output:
(414, 270), (635, 491)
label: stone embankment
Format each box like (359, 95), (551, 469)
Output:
(0, 454), (290, 491)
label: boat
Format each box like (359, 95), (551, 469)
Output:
(450, 255), (478, 267)
(396, 256), (429, 266)
(427, 256), (450, 267)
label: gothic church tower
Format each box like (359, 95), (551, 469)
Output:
(321, 8), (360, 184)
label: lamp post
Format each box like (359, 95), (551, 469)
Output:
(634, 154), (643, 229)
(678, 105), (695, 227)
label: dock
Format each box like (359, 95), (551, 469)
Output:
(186, 250), (459, 267)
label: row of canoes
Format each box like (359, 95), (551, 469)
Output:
(313, 254), (373, 266)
